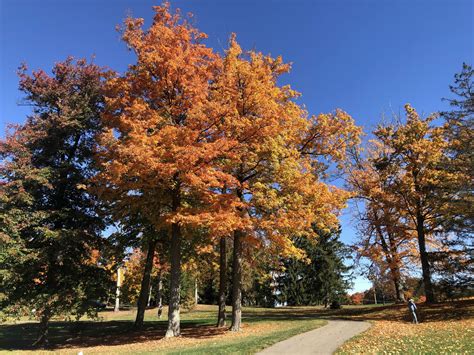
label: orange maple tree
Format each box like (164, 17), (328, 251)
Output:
(350, 292), (364, 305)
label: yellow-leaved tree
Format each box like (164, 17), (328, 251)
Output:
(362, 104), (453, 303)
(209, 35), (361, 330)
(348, 142), (419, 303)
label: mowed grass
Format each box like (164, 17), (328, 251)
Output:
(0, 305), (326, 354)
(1, 300), (473, 354)
(335, 299), (474, 354)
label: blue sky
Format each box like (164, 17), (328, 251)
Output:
(1, 0), (473, 292)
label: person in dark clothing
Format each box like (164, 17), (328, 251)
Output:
(408, 298), (419, 324)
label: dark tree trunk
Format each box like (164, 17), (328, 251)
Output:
(165, 221), (182, 337)
(230, 229), (243, 331)
(391, 265), (406, 303)
(412, 170), (436, 303)
(416, 212), (436, 303)
(33, 309), (50, 347)
(134, 238), (157, 329)
(217, 236), (227, 327)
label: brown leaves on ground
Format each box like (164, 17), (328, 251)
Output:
(338, 318), (473, 354)
(337, 300), (474, 354)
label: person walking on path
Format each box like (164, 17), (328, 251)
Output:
(408, 298), (419, 324)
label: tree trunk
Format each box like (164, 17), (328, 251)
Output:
(217, 236), (227, 327)
(230, 229), (243, 331)
(148, 285), (153, 307)
(392, 266), (406, 303)
(134, 238), (157, 329)
(416, 213), (436, 303)
(165, 221), (182, 337)
(373, 212), (406, 304)
(194, 278), (198, 306)
(33, 309), (50, 347)
(412, 169), (436, 303)
(156, 270), (163, 318)
(114, 267), (123, 312)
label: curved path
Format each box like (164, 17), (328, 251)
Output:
(257, 320), (371, 355)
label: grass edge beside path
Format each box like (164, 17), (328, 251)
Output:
(163, 319), (327, 355)
(334, 320), (374, 354)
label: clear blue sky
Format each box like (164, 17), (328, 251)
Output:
(1, 0), (473, 292)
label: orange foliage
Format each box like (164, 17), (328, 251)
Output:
(95, 3), (361, 257)
(206, 34), (361, 257)
(95, 3), (235, 234)
(350, 292), (364, 305)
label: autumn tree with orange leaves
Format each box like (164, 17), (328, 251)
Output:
(209, 35), (361, 330)
(96, 3), (361, 334)
(95, 4), (240, 337)
(350, 104), (462, 303)
(349, 145), (417, 303)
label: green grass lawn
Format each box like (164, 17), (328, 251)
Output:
(161, 319), (326, 355)
(0, 305), (326, 354)
(1, 300), (472, 354)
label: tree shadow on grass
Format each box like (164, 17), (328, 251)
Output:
(2, 300), (471, 351)
(0, 319), (227, 351)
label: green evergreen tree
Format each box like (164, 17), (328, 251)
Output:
(0, 58), (111, 346)
(435, 63), (474, 297)
(277, 226), (352, 306)
(441, 62), (474, 236)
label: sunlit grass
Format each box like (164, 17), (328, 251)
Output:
(337, 300), (474, 354)
(2, 301), (472, 354)
(0, 305), (326, 354)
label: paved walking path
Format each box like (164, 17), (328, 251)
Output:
(257, 320), (371, 355)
